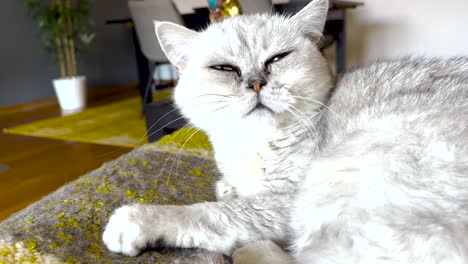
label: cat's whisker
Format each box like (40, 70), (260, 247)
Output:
(168, 128), (201, 182)
(163, 129), (199, 185)
(189, 100), (229, 106)
(96, 107), (183, 159)
(158, 101), (230, 178)
(158, 123), (195, 178)
(143, 116), (188, 143)
(206, 104), (230, 114)
(130, 108), (182, 146)
(192, 94), (234, 100)
(291, 95), (343, 122)
(287, 101), (315, 122)
(160, 103), (231, 177)
(189, 94), (232, 108)
(289, 95), (328, 120)
(286, 106), (316, 141)
(288, 103), (319, 136)
(285, 111), (309, 137)
(290, 94), (345, 126)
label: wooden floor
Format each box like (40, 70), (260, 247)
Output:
(0, 85), (139, 220)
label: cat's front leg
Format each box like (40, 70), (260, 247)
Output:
(103, 195), (291, 256)
(103, 204), (229, 256)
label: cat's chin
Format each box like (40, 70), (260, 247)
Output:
(242, 108), (275, 126)
(244, 103), (275, 118)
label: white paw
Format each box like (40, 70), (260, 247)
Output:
(102, 205), (147, 257)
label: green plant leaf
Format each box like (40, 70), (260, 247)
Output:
(80, 33), (95, 46)
(24, 0), (95, 69)
(39, 18), (46, 27)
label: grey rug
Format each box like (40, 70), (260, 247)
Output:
(0, 140), (228, 263)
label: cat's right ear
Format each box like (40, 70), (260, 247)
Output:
(290, 0), (329, 43)
(154, 21), (199, 71)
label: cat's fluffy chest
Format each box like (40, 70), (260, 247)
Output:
(210, 128), (277, 198)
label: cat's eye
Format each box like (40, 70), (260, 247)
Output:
(209, 64), (241, 76)
(265, 51), (292, 66)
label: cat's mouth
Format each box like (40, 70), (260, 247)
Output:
(245, 102), (274, 116)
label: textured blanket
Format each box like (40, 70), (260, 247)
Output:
(0, 129), (228, 263)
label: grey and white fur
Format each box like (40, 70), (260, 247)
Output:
(103, 0), (468, 263)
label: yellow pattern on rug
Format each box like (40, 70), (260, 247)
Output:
(4, 92), (173, 148)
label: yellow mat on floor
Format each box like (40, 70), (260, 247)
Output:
(4, 92), (172, 148)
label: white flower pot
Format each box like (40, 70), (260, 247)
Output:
(53, 76), (87, 115)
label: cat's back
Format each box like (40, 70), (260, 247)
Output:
(333, 57), (468, 118)
(315, 57), (468, 194)
(323, 57), (468, 145)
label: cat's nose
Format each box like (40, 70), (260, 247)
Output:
(247, 78), (267, 93)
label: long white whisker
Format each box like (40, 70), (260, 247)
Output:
(169, 128), (202, 184)
(192, 94), (234, 100)
(164, 128), (200, 187)
(287, 105), (316, 140)
(207, 104), (230, 113)
(158, 98), (228, 181)
(291, 95), (342, 122)
(139, 107), (180, 141)
(189, 100), (228, 106)
(144, 116), (187, 142)
(158, 124), (195, 180)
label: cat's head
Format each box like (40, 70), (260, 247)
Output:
(155, 0), (332, 137)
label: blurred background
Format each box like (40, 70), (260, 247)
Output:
(1, 0), (138, 108)
(346, 0), (468, 66)
(1, 0), (467, 108)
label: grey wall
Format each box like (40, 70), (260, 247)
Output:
(346, 0), (468, 67)
(0, 0), (138, 107)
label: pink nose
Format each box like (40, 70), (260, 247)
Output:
(248, 80), (267, 92)
(252, 81), (262, 92)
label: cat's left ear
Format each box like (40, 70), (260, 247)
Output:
(290, 0), (329, 43)
(154, 21), (199, 71)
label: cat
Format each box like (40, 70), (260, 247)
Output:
(103, 0), (468, 263)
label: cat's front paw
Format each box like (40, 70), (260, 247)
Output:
(103, 205), (147, 257)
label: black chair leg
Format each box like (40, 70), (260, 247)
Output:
(142, 63), (157, 114)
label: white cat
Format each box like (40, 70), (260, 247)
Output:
(103, 0), (468, 263)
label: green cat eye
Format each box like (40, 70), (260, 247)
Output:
(265, 51), (292, 66)
(209, 64), (241, 76)
(210, 65), (235, 71)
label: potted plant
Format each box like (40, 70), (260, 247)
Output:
(25, 0), (95, 114)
